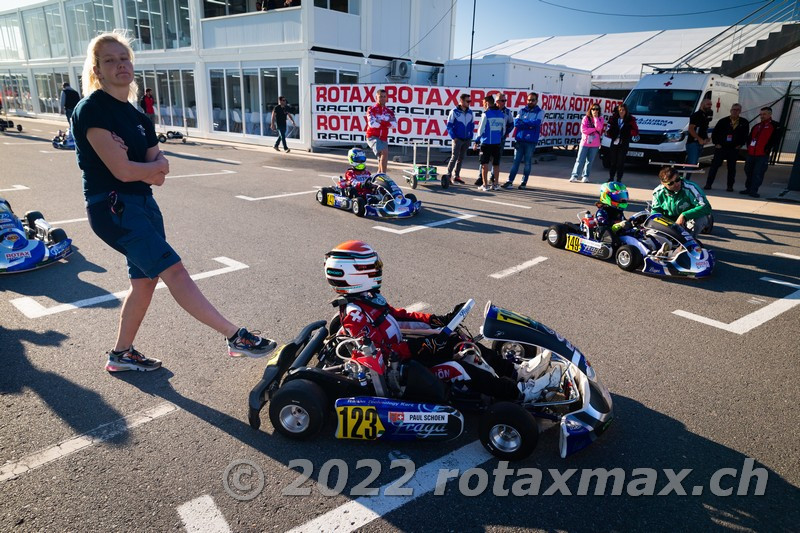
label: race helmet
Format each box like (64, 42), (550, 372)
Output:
(598, 182), (629, 209)
(324, 240), (383, 294)
(348, 147), (367, 171)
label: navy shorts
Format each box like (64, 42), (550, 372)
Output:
(86, 193), (181, 279)
(479, 144), (501, 165)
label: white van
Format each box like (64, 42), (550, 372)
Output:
(601, 72), (739, 165)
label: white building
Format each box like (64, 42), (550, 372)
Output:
(0, 0), (456, 149)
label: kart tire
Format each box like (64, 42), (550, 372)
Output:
(248, 407), (261, 430)
(701, 214), (714, 235)
(352, 197), (366, 217)
(157, 134), (167, 143)
(328, 313), (341, 336)
(25, 210), (44, 228)
(492, 341), (537, 361)
(16, 124), (22, 132)
(0, 198), (10, 211)
(49, 228), (68, 244)
(479, 402), (539, 461)
(615, 244), (642, 272)
(166, 131), (175, 139)
(544, 224), (568, 248)
(0, 124), (5, 132)
(406, 193), (418, 204)
(441, 174), (450, 189)
(410, 174), (418, 189)
(316, 187), (331, 205)
(268, 379), (328, 440)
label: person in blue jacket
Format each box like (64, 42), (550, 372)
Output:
(502, 92), (543, 190)
(472, 94), (507, 191)
(444, 93), (474, 184)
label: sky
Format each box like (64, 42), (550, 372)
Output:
(452, 0), (773, 58)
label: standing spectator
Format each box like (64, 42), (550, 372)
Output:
(605, 103), (639, 182)
(271, 96), (296, 152)
(444, 93), (473, 184)
(140, 87), (156, 125)
(472, 94), (506, 191)
(741, 107), (781, 198)
(487, 93), (514, 185)
(365, 88), (396, 173)
(71, 32), (276, 372)
(704, 103), (749, 191)
(60, 82), (81, 124)
(569, 103), (605, 183)
(686, 98), (712, 165)
(502, 92), (543, 189)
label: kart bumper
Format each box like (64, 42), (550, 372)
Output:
(558, 370), (614, 458)
(367, 200), (422, 218)
(0, 239), (72, 274)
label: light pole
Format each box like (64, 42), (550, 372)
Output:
(468, 0), (476, 88)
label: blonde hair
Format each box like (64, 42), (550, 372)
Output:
(81, 31), (138, 103)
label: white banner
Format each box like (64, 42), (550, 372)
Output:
(312, 84), (623, 147)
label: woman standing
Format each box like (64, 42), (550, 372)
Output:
(71, 32), (275, 372)
(605, 103), (639, 182)
(569, 104), (605, 183)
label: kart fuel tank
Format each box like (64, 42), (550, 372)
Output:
(334, 397), (464, 442)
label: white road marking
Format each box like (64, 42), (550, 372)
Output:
(489, 257), (548, 279)
(236, 190), (317, 201)
(774, 252), (800, 260)
(0, 184), (29, 192)
(0, 403), (178, 482)
(287, 441), (488, 533)
(30, 128), (43, 132)
(473, 198), (531, 209)
(373, 211), (477, 235)
(673, 277), (800, 334)
(49, 217), (88, 225)
(39, 150), (69, 154)
(318, 174), (338, 179)
(178, 495), (232, 533)
(165, 151), (240, 164)
(9, 257), (248, 319)
(212, 158), (241, 164)
(167, 170), (237, 179)
(262, 165), (293, 171)
(3, 142), (42, 145)
(404, 302), (429, 312)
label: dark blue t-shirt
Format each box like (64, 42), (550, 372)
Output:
(72, 89), (158, 197)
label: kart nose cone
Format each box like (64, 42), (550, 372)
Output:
(2, 231), (28, 250)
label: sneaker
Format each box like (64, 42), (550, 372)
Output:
(474, 177), (483, 186)
(726, 187), (734, 192)
(569, 177), (579, 183)
(748, 192), (760, 198)
(273, 146), (280, 152)
(501, 182), (514, 189)
(518, 183), (527, 190)
(105, 346), (162, 372)
(581, 177), (590, 183)
(518, 365), (563, 403)
(285, 148), (291, 153)
(477, 185), (488, 191)
(454, 177), (465, 184)
(516, 350), (552, 381)
(228, 327), (277, 358)
(491, 183), (499, 191)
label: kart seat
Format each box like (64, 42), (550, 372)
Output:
(402, 360), (448, 403)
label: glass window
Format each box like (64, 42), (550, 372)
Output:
(66, 0), (116, 57)
(279, 67), (299, 138)
(226, 69), (243, 133)
(134, 71), (145, 110)
(315, 0), (357, 14)
(210, 69), (226, 132)
(143, 70), (158, 124)
(182, 70), (196, 127)
(339, 70), (358, 84)
(16, 74), (34, 112)
(624, 89), (701, 118)
(314, 68), (336, 84)
(203, 0), (247, 17)
(156, 70), (170, 126)
(168, 70), (184, 126)
(177, 0), (191, 47)
(243, 69), (260, 135)
(164, 0), (178, 49)
(44, 6), (66, 57)
(23, 9), (50, 59)
(148, 0), (165, 49)
(0, 15), (24, 61)
(261, 67), (278, 136)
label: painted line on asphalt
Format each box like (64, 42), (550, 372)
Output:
(404, 302), (429, 312)
(3, 142), (42, 145)
(0, 185), (29, 192)
(9, 256), (248, 319)
(774, 252), (800, 260)
(49, 217), (88, 225)
(372, 211), (477, 235)
(318, 174), (338, 179)
(167, 170), (237, 179)
(39, 150), (70, 153)
(236, 190), (317, 201)
(165, 151), (240, 164)
(287, 441), (488, 533)
(262, 165), (294, 171)
(178, 495), (232, 533)
(673, 277), (800, 334)
(473, 198), (531, 209)
(489, 257), (548, 279)
(213, 157), (241, 164)
(0, 403), (178, 482)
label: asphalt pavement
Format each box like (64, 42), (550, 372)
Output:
(1, 117), (799, 532)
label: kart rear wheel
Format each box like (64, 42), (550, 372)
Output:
(545, 224), (568, 248)
(615, 244), (642, 272)
(16, 124), (22, 132)
(479, 402), (539, 461)
(492, 341), (537, 361)
(49, 228), (68, 244)
(157, 134), (167, 143)
(441, 174), (450, 189)
(316, 187), (333, 205)
(269, 379), (328, 440)
(406, 193), (417, 204)
(352, 197), (366, 217)
(410, 174), (418, 189)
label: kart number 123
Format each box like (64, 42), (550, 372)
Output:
(566, 234), (581, 252)
(336, 406), (383, 440)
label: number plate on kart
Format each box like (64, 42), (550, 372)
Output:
(565, 234), (581, 252)
(326, 194), (335, 206)
(335, 405), (385, 440)
(626, 151), (644, 158)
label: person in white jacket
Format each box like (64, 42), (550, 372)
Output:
(570, 104), (605, 182)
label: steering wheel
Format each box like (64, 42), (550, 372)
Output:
(434, 299), (475, 344)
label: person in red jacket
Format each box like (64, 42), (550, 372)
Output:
(365, 89), (396, 173)
(324, 240), (560, 402)
(741, 107), (781, 198)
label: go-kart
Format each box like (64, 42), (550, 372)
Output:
(52, 129), (75, 150)
(157, 130), (186, 143)
(402, 142), (449, 189)
(0, 118), (23, 133)
(316, 173), (421, 218)
(0, 198), (73, 274)
(543, 206), (714, 279)
(248, 299), (613, 460)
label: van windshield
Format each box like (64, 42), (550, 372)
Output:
(624, 89), (702, 117)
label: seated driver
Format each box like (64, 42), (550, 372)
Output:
(594, 181), (632, 243)
(651, 166), (712, 236)
(338, 148), (374, 198)
(324, 240), (559, 402)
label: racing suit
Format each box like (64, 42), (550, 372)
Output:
(336, 292), (519, 400)
(338, 167), (373, 197)
(595, 204), (630, 243)
(651, 178), (711, 235)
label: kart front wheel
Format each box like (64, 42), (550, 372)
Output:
(615, 244), (642, 272)
(406, 193), (418, 204)
(544, 224), (568, 248)
(492, 341), (537, 361)
(352, 197), (366, 217)
(49, 228), (68, 244)
(157, 134), (167, 143)
(441, 174), (450, 189)
(410, 174), (418, 189)
(268, 379), (328, 440)
(479, 402), (539, 461)
(24, 211), (44, 237)
(316, 187), (333, 205)
(16, 124), (23, 132)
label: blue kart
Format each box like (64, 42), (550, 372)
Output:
(316, 173), (421, 218)
(0, 198), (73, 274)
